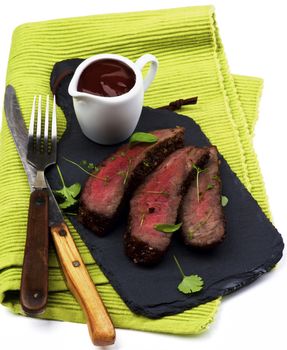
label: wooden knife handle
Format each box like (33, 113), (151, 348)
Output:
(20, 189), (49, 315)
(50, 222), (115, 346)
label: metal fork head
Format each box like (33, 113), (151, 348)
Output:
(27, 95), (57, 171)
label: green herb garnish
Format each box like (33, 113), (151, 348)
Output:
(173, 255), (204, 294)
(124, 159), (132, 185)
(221, 195), (229, 207)
(79, 159), (99, 172)
(187, 210), (212, 240)
(145, 190), (169, 197)
(63, 157), (109, 181)
(129, 132), (158, 145)
(117, 170), (125, 177)
(117, 159), (132, 185)
(193, 164), (206, 203)
(206, 183), (214, 190)
(212, 175), (220, 181)
(87, 162), (95, 170)
(53, 165), (81, 210)
(154, 223), (182, 233)
(140, 213), (146, 227)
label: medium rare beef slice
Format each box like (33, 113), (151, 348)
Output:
(180, 146), (226, 248)
(125, 146), (210, 265)
(78, 127), (185, 235)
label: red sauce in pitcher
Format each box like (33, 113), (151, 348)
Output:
(77, 59), (136, 97)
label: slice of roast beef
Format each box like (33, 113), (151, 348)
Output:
(78, 127), (185, 235)
(124, 146), (210, 265)
(180, 146), (226, 248)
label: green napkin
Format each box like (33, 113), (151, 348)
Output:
(0, 5), (270, 334)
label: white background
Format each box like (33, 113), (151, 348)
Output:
(0, 1), (286, 349)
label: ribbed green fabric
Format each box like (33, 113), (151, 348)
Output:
(0, 6), (270, 334)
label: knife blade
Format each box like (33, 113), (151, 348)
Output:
(4, 85), (64, 226)
(4, 85), (115, 345)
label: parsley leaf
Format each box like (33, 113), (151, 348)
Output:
(154, 223), (182, 233)
(173, 255), (204, 294)
(221, 195), (229, 207)
(178, 274), (204, 294)
(129, 132), (158, 145)
(206, 183), (214, 190)
(53, 165), (81, 210)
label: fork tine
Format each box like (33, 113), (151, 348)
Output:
(44, 95), (49, 153)
(51, 95), (57, 153)
(36, 95), (42, 150)
(28, 96), (36, 151)
(27, 94), (57, 171)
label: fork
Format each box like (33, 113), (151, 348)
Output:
(20, 95), (56, 315)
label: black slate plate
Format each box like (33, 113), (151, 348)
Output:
(46, 59), (284, 318)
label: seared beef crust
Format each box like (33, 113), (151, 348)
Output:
(78, 128), (185, 235)
(125, 147), (210, 265)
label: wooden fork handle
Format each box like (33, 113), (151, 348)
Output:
(50, 222), (116, 346)
(20, 189), (49, 315)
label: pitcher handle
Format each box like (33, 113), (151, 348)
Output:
(135, 54), (158, 92)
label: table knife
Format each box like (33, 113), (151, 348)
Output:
(4, 85), (116, 346)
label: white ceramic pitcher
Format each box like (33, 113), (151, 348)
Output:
(68, 53), (158, 145)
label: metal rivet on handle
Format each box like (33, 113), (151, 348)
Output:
(59, 229), (67, 236)
(35, 196), (45, 205)
(72, 260), (80, 267)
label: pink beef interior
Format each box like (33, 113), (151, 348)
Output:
(181, 146), (224, 244)
(129, 147), (205, 251)
(81, 129), (180, 217)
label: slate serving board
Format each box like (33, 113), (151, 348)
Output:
(46, 59), (284, 318)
